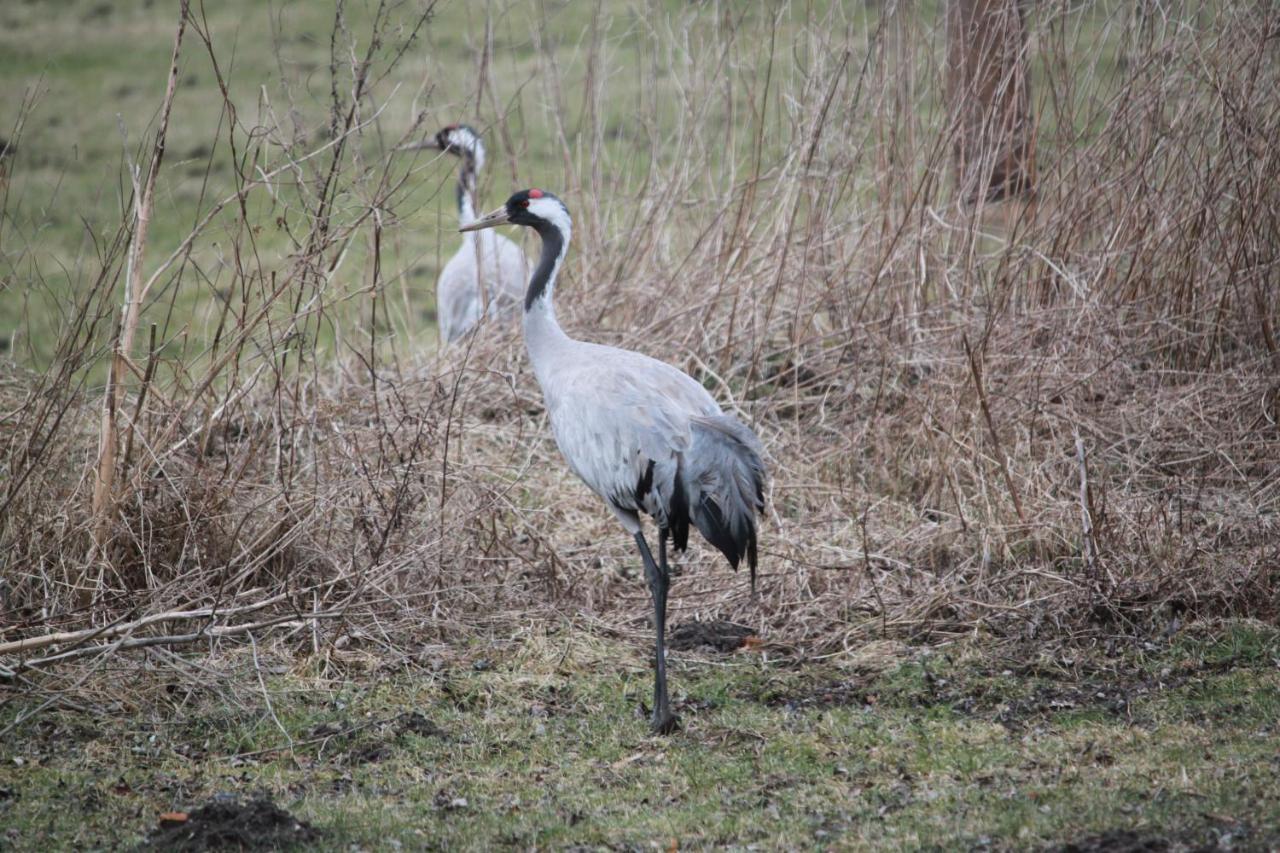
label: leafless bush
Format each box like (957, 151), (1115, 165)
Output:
(1, 1), (1277, 691)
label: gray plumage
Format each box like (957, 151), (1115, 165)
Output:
(532, 342), (765, 583)
(461, 189), (767, 734)
(437, 226), (527, 344)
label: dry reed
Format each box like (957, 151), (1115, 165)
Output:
(1, 2), (1277, 700)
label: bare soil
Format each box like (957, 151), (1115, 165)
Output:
(667, 619), (756, 653)
(1047, 819), (1262, 852)
(757, 643), (1273, 729)
(141, 796), (317, 851)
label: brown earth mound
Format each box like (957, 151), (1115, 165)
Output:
(142, 796), (317, 851)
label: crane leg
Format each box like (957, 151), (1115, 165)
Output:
(634, 531), (678, 734)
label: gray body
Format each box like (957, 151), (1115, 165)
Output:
(528, 327), (764, 569)
(438, 225), (527, 344)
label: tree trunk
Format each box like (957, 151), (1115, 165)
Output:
(946, 0), (1035, 202)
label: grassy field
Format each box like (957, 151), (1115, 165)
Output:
(2, 0), (490, 363)
(0, 0), (840, 365)
(0, 0), (1138, 366)
(3, 621), (1278, 849)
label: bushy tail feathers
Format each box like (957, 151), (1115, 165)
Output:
(683, 414), (767, 590)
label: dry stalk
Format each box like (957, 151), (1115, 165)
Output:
(89, 2), (189, 575)
(962, 333), (1027, 526)
(1074, 431), (1099, 581)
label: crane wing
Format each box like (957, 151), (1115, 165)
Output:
(542, 350), (764, 565)
(437, 231), (529, 343)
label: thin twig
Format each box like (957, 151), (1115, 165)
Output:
(963, 334), (1027, 525)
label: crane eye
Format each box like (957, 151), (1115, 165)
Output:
(518, 200), (530, 208)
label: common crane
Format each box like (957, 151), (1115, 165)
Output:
(400, 124), (528, 344)
(462, 189), (767, 734)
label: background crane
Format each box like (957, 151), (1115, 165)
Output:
(400, 124), (528, 344)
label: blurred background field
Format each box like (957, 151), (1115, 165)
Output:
(0, 0), (1150, 367)
(2, 0), (878, 366)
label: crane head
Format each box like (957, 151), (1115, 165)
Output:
(460, 189), (571, 237)
(398, 123), (484, 167)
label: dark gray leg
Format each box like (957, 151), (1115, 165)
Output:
(635, 531), (678, 734)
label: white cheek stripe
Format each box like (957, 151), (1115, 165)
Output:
(527, 197), (572, 241)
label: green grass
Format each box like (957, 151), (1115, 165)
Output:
(0, 0), (818, 369)
(2, 622), (1278, 849)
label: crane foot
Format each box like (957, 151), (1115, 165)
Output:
(650, 709), (680, 735)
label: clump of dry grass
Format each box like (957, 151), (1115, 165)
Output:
(1, 1), (1277, 695)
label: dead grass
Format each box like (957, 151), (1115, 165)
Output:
(0, 0), (1277, 715)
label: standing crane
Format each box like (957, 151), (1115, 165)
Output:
(400, 124), (528, 344)
(462, 189), (767, 734)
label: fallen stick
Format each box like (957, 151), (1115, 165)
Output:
(0, 613), (342, 679)
(0, 589), (307, 657)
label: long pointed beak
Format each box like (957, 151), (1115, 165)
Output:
(459, 206), (510, 233)
(395, 138), (442, 153)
